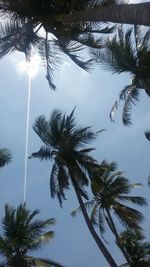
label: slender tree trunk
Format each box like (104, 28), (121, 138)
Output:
(68, 167), (118, 267)
(105, 209), (133, 267)
(55, 3), (150, 27)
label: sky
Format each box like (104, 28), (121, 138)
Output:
(0, 1), (150, 267)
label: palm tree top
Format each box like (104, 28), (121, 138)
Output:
(72, 160), (146, 233)
(120, 229), (150, 266)
(31, 108), (99, 158)
(0, 0), (115, 89)
(0, 204), (63, 267)
(30, 108), (102, 205)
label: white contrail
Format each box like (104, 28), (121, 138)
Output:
(23, 73), (32, 203)
(16, 54), (40, 203)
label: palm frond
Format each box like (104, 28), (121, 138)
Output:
(38, 35), (61, 90)
(82, 24), (116, 34)
(0, 148), (12, 167)
(118, 196), (147, 206)
(90, 204), (99, 225)
(119, 84), (140, 125)
(40, 231), (55, 244)
(78, 186), (89, 200)
(30, 146), (52, 161)
(50, 163), (59, 199)
(114, 203), (144, 228)
(56, 165), (70, 206)
(71, 200), (95, 217)
(33, 115), (53, 146)
(74, 33), (104, 49)
(55, 39), (93, 71)
(110, 100), (118, 122)
(92, 26), (137, 74)
(0, 20), (42, 60)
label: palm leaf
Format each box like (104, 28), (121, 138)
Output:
(38, 35), (61, 90)
(55, 39), (93, 71)
(71, 200), (95, 217)
(119, 84), (140, 125)
(0, 148), (12, 167)
(118, 196), (147, 206)
(114, 203), (144, 228)
(50, 163), (59, 199)
(56, 165), (70, 206)
(30, 146), (52, 161)
(39, 231), (55, 244)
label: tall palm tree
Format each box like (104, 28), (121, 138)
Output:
(0, 203), (63, 267)
(30, 109), (118, 267)
(55, 1), (150, 27)
(92, 26), (150, 125)
(0, 0), (115, 90)
(72, 161), (147, 267)
(1, 0), (150, 27)
(0, 148), (12, 167)
(119, 230), (150, 267)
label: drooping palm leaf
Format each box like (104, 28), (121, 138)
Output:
(92, 25), (150, 125)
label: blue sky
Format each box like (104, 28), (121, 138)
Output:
(0, 1), (150, 266)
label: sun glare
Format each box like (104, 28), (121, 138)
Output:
(17, 55), (41, 78)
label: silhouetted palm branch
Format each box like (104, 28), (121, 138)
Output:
(92, 26), (150, 125)
(0, 148), (12, 167)
(0, 0), (116, 89)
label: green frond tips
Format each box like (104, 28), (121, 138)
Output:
(0, 148), (12, 167)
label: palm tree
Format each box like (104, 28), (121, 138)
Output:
(1, 0), (150, 27)
(0, 0), (115, 90)
(0, 203), (63, 267)
(0, 148), (12, 167)
(92, 26), (150, 125)
(72, 161), (147, 267)
(30, 109), (118, 267)
(1, 1), (150, 89)
(55, 1), (150, 27)
(119, 230), (150, 267)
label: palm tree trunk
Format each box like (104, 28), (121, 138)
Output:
(68, 167), (118, 267)
(55, 3), (150, 27)
(105, 209), (133, 267)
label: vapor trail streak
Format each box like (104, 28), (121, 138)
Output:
(23, 74), (31, 203)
